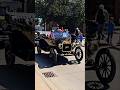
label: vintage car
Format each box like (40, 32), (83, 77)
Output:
(86, 20), (116, 85)
(0, 7), (34, 65)
(36, 29), (85, 64)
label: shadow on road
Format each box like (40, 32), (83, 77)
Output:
(85, 81), (110, 90)
(0, 64), (35, 90)
(35, 53), (79, 69)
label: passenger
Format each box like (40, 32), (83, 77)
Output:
(63, 29), (70, 38)
(76, 27), (83, 42)
(71, 29), (77, 42)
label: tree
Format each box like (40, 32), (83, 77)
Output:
(35, 0), (85, 30)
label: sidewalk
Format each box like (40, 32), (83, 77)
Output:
(35, 47), (85, 90)
(35, 66), (51, 90)
(35, 64), (58, 90)
(35, 60), (85, 90)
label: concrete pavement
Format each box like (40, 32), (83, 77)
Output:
(35, 67), (51, 90)
(35, 47), (85, 90)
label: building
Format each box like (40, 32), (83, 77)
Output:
(0, 0), (34, 13)
(86, 0), (120, 24)
(0, 0), (34, 20)
(0, 0), (23, 12)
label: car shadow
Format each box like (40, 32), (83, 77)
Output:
(85, 81), (110, 90)
(0, 64), (35, 90)
(35, 53), (79, 69)
(85, 65), (96, 71)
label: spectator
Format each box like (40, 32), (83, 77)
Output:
(76, 27), (82, 36)
(95, 4), (109, 43)
(106, 17), (115, 44)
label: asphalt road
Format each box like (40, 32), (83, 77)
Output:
(0, 49), (35, 90)
(35, 47), (85, 90)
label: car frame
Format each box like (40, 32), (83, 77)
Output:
(36, 30), (84, 64)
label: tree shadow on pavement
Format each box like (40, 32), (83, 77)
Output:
(0, 64), (35, 90)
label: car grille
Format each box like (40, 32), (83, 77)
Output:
(63, 44), (71, 51)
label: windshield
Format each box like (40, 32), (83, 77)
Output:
(52, 30), (70, 40)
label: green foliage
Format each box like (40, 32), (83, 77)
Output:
(35, 0), (85, 27)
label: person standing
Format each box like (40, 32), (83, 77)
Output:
(106, 17), (115, 44)
(95, 4), (109, 43)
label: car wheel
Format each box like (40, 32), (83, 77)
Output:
(75, 47), (83, 63)
(37, 47), (41, 54)
(49, 48), (58, 65)
(95, 48), (116, 84)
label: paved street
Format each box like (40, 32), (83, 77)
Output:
(35, 47), (85, 90)
(0, 49), (34, 90)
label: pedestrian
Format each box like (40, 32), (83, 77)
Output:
(106, 17), (115, 44)
(76, 27), (82, 36)
(95, 4), (109, 43)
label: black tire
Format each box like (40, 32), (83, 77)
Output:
(37, 46), (41, 54)
(49, 48), (58, 65)
(95, 49), (116, 84)
(5, 48), (15, 65)
(75, 47), (83, 63)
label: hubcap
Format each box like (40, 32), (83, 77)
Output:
(76, 49), (81, 59)
(98, 54), (111, 78)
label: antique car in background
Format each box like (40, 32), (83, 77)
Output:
(0, 7), (34, 65)
(0, 7), (8, 49)
(35, 28), (85, 64)
(86, 20), (116, 86)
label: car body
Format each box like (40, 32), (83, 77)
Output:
(0, 7), (34, 65)
(37, 29), (84, 64)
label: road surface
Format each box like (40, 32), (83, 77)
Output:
(0, 49), (34, 90)
(35, 47), (85, 90)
